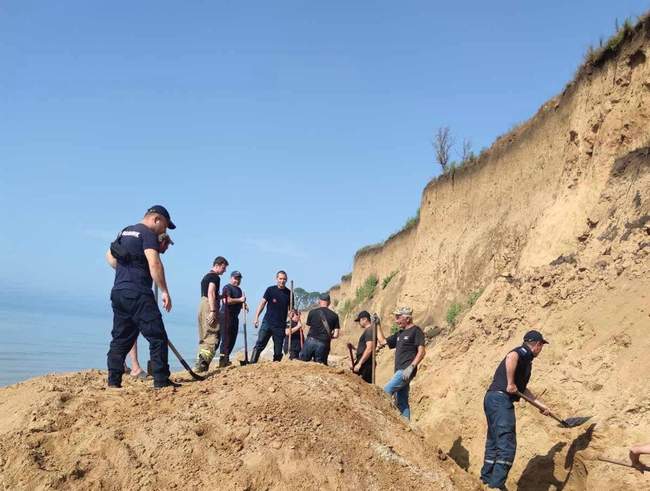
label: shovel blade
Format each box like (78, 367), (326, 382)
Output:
(560, 416), (592, 428)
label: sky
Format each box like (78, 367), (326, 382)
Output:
(1, 0), (648, 321)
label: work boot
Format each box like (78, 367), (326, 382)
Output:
(194, 357), (209, 373)
(153, 379), (182, 390)
(218, 355), (228, 368)
(250, 347), (261, 364)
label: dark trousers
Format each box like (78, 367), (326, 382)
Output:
(107, 289), (170, 385)
(481, 391), (517, 488)
(220, 314), (239, 356)
(254, 320), (285, 361)
(299, 337), (329, 365)
(358, 362), (372, 383)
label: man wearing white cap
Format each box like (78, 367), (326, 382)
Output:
(378, 306), (426, 420)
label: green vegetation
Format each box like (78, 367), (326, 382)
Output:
(336, 274), (379, 318)
(341, 273), (352, 282)
(446, 302), (463, 326)
(390, 323), (399, 335)
(293, 287), (323, 311)
(467, 289), (484, 308)
(339, 299), (354, 318)
(582, 17), (635, 70)
(382, 270), (399, 289)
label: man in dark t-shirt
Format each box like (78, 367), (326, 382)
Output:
(105, 205), (178, 389)
(251, 271), (292, 362)
(351, 310), (382, 383)
(218, 270), (247, 367)
(299, 293), (340, 365)
(283, 309), (304, 359)
(378, 307), (426, 420)
(480, 330), (552, 489)
(194, 256), (228, 372)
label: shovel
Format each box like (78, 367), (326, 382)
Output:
(597, 456), (650, 472)
(240, 304), (249, 366)
(346, 342), (356, 368)
(517, 391), (590, 428)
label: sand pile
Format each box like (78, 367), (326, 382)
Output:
(0, 362), (480, 490)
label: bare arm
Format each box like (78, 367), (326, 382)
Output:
(411, 345), (426, 367)
(227, 294), (246, 304)
(207, 282), (218, 312)
(630, 443), (650, 467)
(331, 328), (339, 339)
(522, 388), (550, 413)
(505, 351), (519, 393)
(356, 340), (373, 367)
(254, 298), (267, 327)
(105, 249), (117, 269)
(144, 249), (171, 311)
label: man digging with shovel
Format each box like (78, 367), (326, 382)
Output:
(481, 330), (552, 490)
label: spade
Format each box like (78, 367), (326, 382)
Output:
(517, 391), (591, 428)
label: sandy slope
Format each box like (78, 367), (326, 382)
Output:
(0, 363), (480, 490)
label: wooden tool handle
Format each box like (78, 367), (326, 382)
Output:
(516, 391), (567, 427)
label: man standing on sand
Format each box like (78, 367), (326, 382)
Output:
(480, 330), (552, 490)
(105, 205), (179, 389)
(251, 271), (291, 363)
(195, 256), (229, 373)
(300, 293), (340, 365)
(218, 271), (247, 368)
(378, 307), (425, 420)
(351, 310), (385, 383)
(284, 309), (304, 360)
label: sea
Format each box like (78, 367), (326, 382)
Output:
(0, 305), (247, 387)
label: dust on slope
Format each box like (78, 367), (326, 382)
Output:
(0, 362), (480, 491)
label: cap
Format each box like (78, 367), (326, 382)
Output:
(231, 271), (242, 278)
(354, 310), (371, 322)
(319, 293), (331, 302)
(147, 205), (176, 230)
(523, 330), (549, 344)
(393, 306), (413, 316)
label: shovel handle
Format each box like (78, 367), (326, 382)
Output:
(516, 391), (568, 427)
(597, 456), (650, 471)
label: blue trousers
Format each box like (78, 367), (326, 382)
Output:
(107, 289), (170, 386)
(383, 369), (411, 420)
(253, 320), (285, 361)
(481, 391), (517, 488)
(299, 337), (329, 365)
(220, 314), (239, 356)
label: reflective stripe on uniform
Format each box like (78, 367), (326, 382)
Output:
(484, 459), (495, 464)
(496, 459), (513, 466)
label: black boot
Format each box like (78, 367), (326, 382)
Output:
(250, 347), (261, 364)
(218, 355), (227, 368)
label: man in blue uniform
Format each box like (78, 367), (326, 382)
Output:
(105, 205), (179, 389)
(218, 270), (247, 367)
(251, 271), (291, 363)
(481, 330), (552, 489)
(379, 306), (426, 420)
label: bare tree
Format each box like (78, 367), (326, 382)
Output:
(433, 127), (454, 171)
(460, 138), (473, 163)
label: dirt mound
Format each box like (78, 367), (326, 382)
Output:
(0, 363), (480, 490)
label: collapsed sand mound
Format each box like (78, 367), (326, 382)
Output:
(0, 363), (479, 490)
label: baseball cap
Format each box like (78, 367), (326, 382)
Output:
(147, 205), (176, 229)
(319, 293), (331, 302)
(523, 330), (549, 344)
(354, 310), (371, 322)
(231, 271), (242, 278)
(393, 306), (413, 316)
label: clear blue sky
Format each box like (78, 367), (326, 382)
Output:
(1, 1), (647, 320)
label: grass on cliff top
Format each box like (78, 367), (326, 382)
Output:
(579, 16), (642, 77)
(354, 209), (419, 258)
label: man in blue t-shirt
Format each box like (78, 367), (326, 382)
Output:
(251, 271), (291, 362)
(105, 205), (179, 389)
(481, 330), (552, 489)
(218, 270), (247, 367)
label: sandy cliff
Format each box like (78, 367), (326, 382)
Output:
(330, 18), (650, 490)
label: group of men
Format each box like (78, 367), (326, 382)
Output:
(105, 205), (648, 486)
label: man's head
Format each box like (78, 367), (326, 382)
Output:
(276, 270), (288, 288)
(393, 306), (414, 329)
(230, 270), (242, 286)
(523, 330), (549, 357)
(143, 205), (176, 234)
(212, 256), (229, 275)
(318, 292), (331, 307)
(354, 310), (371, 328)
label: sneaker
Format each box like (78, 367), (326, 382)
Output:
(194, 359), (209, 373)
(153, 379), (182, 389)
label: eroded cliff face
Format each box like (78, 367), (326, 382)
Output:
(330, 19), (650, 491)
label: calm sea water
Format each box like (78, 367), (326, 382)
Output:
(0, 306), (246, 387)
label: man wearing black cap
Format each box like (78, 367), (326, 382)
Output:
(300, 293), (340, 365)
(218, 270), (246, 368)
(481, 330), (552, 489)
(195, 256), (229, 372)
(105, 205), (179, 389)
(351, 311), (383, 383)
